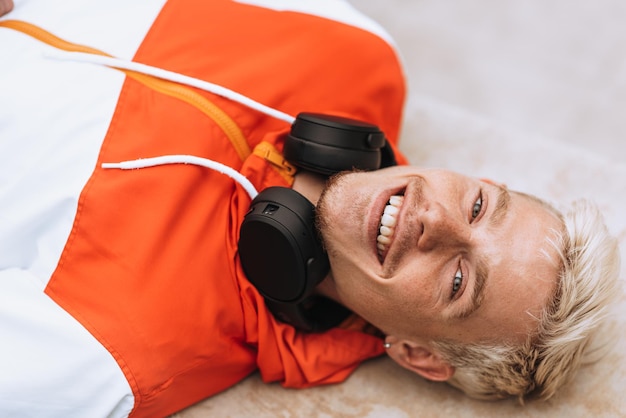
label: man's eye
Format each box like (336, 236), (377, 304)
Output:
(471, 194), (483, 220)
(452, 268), (463, 297)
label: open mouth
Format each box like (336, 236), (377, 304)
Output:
(377, 194), (405, 262)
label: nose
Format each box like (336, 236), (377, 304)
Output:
(418, 202), (470, 252)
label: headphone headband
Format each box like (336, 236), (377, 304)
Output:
(283, 112), (389, 176)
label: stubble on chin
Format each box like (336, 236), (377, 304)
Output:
(314, 171), (353, 254)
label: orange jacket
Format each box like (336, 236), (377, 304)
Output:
(18, 0), (407, 415)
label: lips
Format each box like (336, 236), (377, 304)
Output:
(376, 194), (405, 262)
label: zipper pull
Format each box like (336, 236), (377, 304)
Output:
(253, 141), (297, 185)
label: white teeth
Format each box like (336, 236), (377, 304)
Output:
(379, 225), (394, 236)
(389, 195), (403, 206)
(377, 234), (391, 245)
(377, 195), (404, 260)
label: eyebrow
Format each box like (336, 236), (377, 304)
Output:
(449, 186), (510, 319)
(489, 185), (511, 228)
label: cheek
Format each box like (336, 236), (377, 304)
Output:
(329, 263), (405, 319)
(395, 282), (438, 319)
(332, 272), (392, 324)
(391, 256), (442, 304)
(380, 272), (439, 322)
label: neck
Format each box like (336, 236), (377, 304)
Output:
(291, 170), (326, 205)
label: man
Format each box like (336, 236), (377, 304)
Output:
(0, 0), (620, 416)
(308, 165), (620, 401)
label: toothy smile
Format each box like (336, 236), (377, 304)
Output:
(377, 195), (404, 261)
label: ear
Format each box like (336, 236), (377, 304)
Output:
(385, 337), (455, 382)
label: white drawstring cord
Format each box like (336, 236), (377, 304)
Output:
(102, 155), (259, 200)
(44, 50), (297, 125)
(45, 50), (303, 199)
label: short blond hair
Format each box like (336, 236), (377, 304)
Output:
(433, 198), (621, 402)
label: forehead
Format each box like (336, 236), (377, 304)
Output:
(466, 192), (562, 343)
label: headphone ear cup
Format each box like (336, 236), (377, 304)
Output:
(238, 186), (329, 304)
(283, 112), (388, 176)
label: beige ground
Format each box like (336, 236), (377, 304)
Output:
(177, 1), (626, 417)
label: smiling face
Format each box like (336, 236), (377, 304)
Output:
(316, 165), (562, 346)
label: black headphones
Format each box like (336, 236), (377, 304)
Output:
(238, 112), (396, 332)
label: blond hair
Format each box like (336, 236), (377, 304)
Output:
(433, 198), (621, 402)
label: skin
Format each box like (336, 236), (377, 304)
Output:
(0, 0), (13, 17)
(295, 166), (562, 381)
